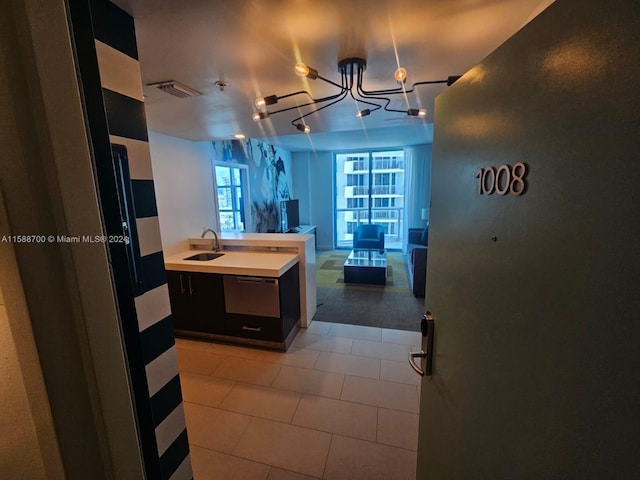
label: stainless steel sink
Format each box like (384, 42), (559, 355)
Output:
(183, 252), (224, 261)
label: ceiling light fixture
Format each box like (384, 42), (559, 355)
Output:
(252, 57), (460, 133)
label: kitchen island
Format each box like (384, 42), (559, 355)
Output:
(189, 232), (316, 327)
(165, 249), (300, 350)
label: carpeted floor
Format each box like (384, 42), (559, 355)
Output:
(314, 250), (424, 332)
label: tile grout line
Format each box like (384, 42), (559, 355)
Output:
(321, 434), (335, 480)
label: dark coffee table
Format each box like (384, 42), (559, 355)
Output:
(343, 249), (387, 285)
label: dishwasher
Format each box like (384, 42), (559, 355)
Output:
(223, 275), (280, 318)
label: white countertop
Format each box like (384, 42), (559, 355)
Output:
(164, 249), (299, 277)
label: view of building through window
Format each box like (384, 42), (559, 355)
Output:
(215, 165), (246, 231)
(335, 150), (405, 249)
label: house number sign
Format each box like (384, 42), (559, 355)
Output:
(476, 162), (527, 196)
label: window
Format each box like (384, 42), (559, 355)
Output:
(214, 164), (249, 232)
(335, 150), (406, 249)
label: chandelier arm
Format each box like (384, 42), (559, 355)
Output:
(316, 74), (346, 90)
(267, 70), (347, 116)
(276, 90), (315, 102)
(354, 68), (395, 112)
(290, 88), (350, 126)
(349, 83), (383, 112)
(359, 79), (451, 97)
(268, 89), (349, 116)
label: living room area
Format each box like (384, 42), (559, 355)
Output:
(150, 133), (432, 333)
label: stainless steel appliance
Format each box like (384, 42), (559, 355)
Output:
(223, 275), (280, 318)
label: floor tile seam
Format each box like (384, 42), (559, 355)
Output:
(343, 372), (421, 388)
(206, 372), (281, 388)
(327, 431), (419, 454)
(253, 348), (322, 366)
(325, 333), (383, 343)
(321, 434), (335, 480)
(268, 379), (345, 400)
(216, 403), (299, 426)
(353, 338), (416, 348)
(267, 363), (284, 387)
(179, 368), (238, 384)
(289, 417), (377, 443)
(296, 333), (357, 344)
(310, 366), (380, 381)
(312, 369), (382, 383)
(297, 392), (385, 411)
(335, 394), (418, 414)
(229, 415), (263, 456)
(190, 442), (299, 478)
(181, 397), (243, 411)
(203, 368), (284, 389)
(345, 350), (408, 363)
(338, 374), (347, 400)
(376, 375), (421, 388)
(179, 345), (261, 361)
(375, 437), (418, 452)
(287, 391), (305, 426)
(176, 366), (218, 376)
(291, 343), (353, 355)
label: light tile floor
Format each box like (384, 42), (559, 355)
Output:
(176, 321), (422, 480)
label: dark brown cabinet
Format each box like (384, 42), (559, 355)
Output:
(166, 270), (226, 335)
(166, 263), (300, 350)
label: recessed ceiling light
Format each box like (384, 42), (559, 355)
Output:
(234, 134), (246, 139)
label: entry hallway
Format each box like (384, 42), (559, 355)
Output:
(175, 321), (421, 479)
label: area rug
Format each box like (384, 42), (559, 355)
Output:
(314, 250), (424, 332)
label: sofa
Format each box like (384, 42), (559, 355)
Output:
(407, 227), (428, 297)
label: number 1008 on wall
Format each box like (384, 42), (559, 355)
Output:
(476, 162), (528, 196)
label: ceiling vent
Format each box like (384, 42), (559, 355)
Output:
(148, 80), (201, 98)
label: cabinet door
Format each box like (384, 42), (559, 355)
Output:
(167, 270), (226, 335)
(166, 271), (193, 331)
(189, 272), (226, 335)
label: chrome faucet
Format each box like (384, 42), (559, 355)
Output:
(201, 228), (220, 251)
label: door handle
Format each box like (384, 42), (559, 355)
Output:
(409, 351), (427, 376)
(242, 325), (262, 332)
(408, 312), (434, 376)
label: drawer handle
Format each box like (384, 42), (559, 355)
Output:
(242, 325), (262, 332)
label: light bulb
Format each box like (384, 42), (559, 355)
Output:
(295, 62), (310, 77)
(294, 62), (318, 79)
(357, 109), (371, 118)
(255, 95), (277, 108)
(295, 123), (310, 133)
(252, 111), (269, 121)
(394, 67), (407, 84)
(407, 108), (427, 117)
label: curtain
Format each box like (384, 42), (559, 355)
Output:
(403, 144), (432, 253)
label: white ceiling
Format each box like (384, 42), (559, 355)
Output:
(112, 0), (554, 150)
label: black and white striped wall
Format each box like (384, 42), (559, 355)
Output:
(68, 1), (191, 478)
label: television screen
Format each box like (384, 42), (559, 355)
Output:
(281, 199), (300, 232)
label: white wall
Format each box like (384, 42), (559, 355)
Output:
(292, 151), (334, 250)
(291, 152), (311, 224)
(149, 132), (216, 256)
